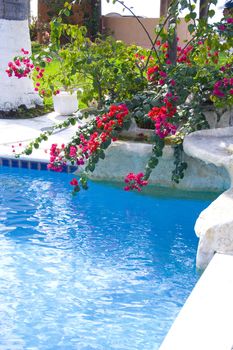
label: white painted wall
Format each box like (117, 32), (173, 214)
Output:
(0, 19), (42, 111)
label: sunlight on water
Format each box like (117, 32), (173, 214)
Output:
(0, 167), (214, 350)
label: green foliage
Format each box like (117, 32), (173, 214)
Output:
(32, 15), (148, 108)
(172, 144), (188, 184)
(17, 0), (233, 190)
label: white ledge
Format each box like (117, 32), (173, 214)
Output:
(183, 126), (233, 269)
(159, 253), (233, 350)
(195, 188), (233, 269)
(183, 126), (233, 183)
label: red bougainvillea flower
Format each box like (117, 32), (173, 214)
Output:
(147, 66), (169, 85)
(124, 172), (148, 192)
(147, 65), (160, 82)
(148, 100), (177, 138)
(47, 104), (129, 174)
(177, 45), (193, 65)
(70, 178), (79, 186)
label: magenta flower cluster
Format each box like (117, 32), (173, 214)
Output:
(213, 78), (233, 98)
(47, 104), (129, 173)
(124, 172), (148, 191)
(5, 49), (34, 79)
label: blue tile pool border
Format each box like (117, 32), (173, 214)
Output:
(0, 157), (77, 173)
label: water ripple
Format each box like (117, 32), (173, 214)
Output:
(0, 167), (212, 350)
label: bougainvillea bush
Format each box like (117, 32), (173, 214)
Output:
(8, 0), (233, 193)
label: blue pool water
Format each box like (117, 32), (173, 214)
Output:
(0, 167), (215, 350)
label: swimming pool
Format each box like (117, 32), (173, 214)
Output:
(0, 167), (215, 350)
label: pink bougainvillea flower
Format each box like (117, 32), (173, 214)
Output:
(124, 172), (148, 192)
(218, 24), (226, 31)
(226, 18), (233, 24)
(47, 104), (129, 178)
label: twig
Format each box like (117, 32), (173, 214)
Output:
(114, 0), (156, 49)
(144, 14), (171, 69)
(188, 0), (197, 29)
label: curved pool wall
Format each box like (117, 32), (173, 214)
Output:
(76, 141), (230, 193)
(0, 166), (213, 350)
(0, 112), (230, 193)
(184, 126), (233, 270)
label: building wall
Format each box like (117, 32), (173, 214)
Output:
(37, 1), (85, 43)
(37, 0), (101, 43)
(102, 16), (192, 48)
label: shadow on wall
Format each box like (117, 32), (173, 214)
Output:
(102, 15), (192, 48)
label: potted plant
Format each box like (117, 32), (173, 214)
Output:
(32, 49), (85, 115)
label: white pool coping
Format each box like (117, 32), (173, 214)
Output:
(0, 112), (83, 163)
(159, 253), (233, 350)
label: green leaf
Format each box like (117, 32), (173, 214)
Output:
(143, 104), (151, 113)
(190, 12), (197, 20)
(188, 24), (195, 34)
(92, 154), (99, 163)
(144, 166), (152, 180)
(185, 14), (191, 23)
(155, 149), (163, 157)
(208, 9), (215, 18)
(25, 148), (32, 155)
(99, 150), (105, 159)
(135, 110), (143, 118)
(88, 162), (95, 172)
(101, 139), (111, 149)
(148, 157), (158, 168)
(63, 8), (71, 17)
(70, 118), (76, 125)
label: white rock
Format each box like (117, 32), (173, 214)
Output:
(203, 110), (218, 129)
(195, 188), (233, 270)
(75, 140), (230, 192)
(217, 109), (233, 128)
(184, 127), (233, 269)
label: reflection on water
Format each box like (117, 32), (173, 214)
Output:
(0, 167), (212, 350)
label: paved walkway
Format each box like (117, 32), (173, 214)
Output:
(0, 112), (82, 163)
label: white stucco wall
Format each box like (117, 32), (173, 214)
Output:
(0, 19), (42, 111)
